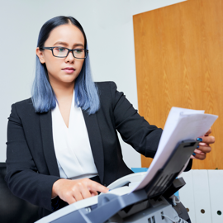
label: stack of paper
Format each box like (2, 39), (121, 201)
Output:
(131, 107), (218, 192)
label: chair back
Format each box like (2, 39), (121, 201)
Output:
(0, 162), (39, 223)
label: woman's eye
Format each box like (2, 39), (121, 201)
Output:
(55, 47), (65, 52)
(74, 49), (84, 54)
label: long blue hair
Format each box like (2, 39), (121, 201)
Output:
(32, 16), (100, 114)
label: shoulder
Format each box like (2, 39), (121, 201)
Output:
(13, 98), (32, 106)
(12, 98), (32, 108)
(10, 98), (34, 114)
(95, 81), (122, 96)
(95, 81), (117, 91)
(94, 81), (128, 112)
(95, 81), (122, 102)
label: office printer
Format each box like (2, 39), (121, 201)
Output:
(36, 140), (197, 223)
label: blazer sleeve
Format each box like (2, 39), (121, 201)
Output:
(109, 82), (163, 158)
(108, 82), (193, 169)
(5, 103), (59, 211)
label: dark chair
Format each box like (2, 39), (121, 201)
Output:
(0, 162), (39, 223)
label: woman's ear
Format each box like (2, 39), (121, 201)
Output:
(36, 47), (45, 64)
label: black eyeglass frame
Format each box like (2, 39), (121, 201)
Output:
(40, 47), (89, 59)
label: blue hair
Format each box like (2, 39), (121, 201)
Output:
(31, 16), (100, 114)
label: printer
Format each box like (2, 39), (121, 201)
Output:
(36, 140), (197, 223)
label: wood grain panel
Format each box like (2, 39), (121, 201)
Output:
(133, 0), (223, 169)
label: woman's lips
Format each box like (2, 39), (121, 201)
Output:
(62, 68), (75, 74)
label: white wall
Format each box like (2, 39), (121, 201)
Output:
(0, 0), (185, 167)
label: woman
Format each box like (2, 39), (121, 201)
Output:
(5, 16), (215, 219)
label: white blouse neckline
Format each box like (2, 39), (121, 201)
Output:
(51, 91), (98, 179)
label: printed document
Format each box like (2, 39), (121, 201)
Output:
(131, 107), (218, 192)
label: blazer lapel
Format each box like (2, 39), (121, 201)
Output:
(40, 111), (60, 177)
(39, 109), (104, 182)
(82, 110), (104, 183)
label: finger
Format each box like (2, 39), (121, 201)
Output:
(89, 189), (99, 196)
(87, 181), (109, 193)
(80, 185), (93, 199)
(197, 145), (212, 154)
(194, 149), (205, 155)
(90, 191), (98, 197)
(73, 193), (84, 202)
(199, 135), (215, 144)
(190, 155), (196, 159)
(194, 153), (206, 160)
(66, 195), (76, 205)
(205, 128), (212, 136)
(72, 185), (84, 202)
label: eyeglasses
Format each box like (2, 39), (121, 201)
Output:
(40, 47), (88, 59)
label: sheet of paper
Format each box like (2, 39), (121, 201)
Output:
(130, 107), (218, 192)
(155, 107), (204, 159)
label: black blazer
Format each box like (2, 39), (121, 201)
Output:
(5, 81), (163, 218)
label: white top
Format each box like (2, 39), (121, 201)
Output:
(51, 92), (98, 179)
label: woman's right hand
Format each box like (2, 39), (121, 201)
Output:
(52, 178), (109, 204)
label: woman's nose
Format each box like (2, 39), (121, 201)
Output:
(65, 51), (75, 63)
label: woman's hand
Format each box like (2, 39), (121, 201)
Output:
(52, 178), (109, 204)
(191, 128), (215, 160)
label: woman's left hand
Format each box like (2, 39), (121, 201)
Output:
(191, 129), (215, 160)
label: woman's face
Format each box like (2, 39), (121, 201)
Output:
(36, 24), (85, 87)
